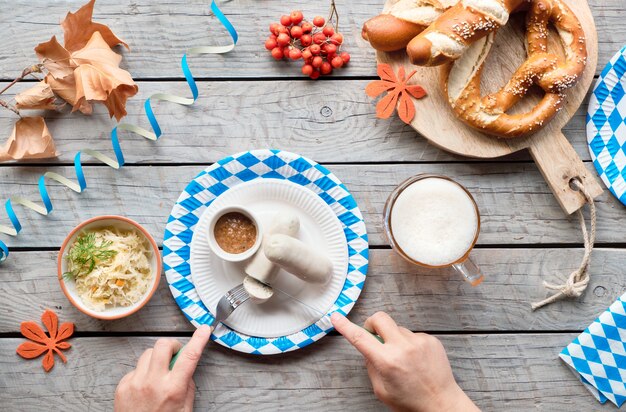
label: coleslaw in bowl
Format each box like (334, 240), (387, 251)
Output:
(58, 216), (161, 320)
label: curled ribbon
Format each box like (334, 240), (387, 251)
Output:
(0, 0), (238, 263)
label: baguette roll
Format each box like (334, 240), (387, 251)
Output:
(361, 0), (456, 52)
(362, 14), (428, 52)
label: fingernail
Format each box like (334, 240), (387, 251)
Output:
(197, 325), (212, 335)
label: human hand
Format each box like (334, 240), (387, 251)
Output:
(114, 325), (213, 412)
(331, 312), (479, 412)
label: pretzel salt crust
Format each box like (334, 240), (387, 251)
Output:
(440, 0), (587, 137)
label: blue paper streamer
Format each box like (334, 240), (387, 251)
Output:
(0, 0), (238, 263)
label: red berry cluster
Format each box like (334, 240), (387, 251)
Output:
(265, 10), (350, 79)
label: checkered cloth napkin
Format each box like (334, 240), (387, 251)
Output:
(560, 293), (626, 407)
(587, 45), (626, 205)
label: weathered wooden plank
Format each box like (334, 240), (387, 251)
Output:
(0, 163), (623, 249)
(0, 248), (622, 333)
(0, 333), (598, 411)
(0, 0), (624, 80)
(0, 80), (595, 164)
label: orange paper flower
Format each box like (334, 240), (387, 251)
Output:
(365, 63), (427, 124)
(16, 309), (74, 372)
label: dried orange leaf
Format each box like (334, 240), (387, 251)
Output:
(71, 31), (138, 120)
(377, 63), (398, 83)
(0, 117), (58, 162)
(61, 0), (129, 53)
(16, 341), (48, 359)
(376, 90), (400, 119)
(365, 80), (396, 98)
(407, 85), (427, 99)
(71, 31), (124, 68)
(398, 92), (416, 124)
(15, 82), (58, 110)
(45, 74), (93, 115)
(34, 36), (75, 79)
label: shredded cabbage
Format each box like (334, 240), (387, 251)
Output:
(67, 227), (153, 311)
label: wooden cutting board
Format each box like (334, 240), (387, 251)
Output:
(377, 0), (602, 215)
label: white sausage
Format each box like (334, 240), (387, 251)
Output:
(245, 213), (300, 285)
(264, 234), (333, 285)
(243, 276), (274, 304)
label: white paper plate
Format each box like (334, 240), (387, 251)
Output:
(190, 179), (348, 338)
(164, 149), (369, 354)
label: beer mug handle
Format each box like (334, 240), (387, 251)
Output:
(452, 257), (484, 286)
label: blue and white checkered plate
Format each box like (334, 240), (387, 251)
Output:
(587, 46), (626, 206)
(163, 150), (369, 354)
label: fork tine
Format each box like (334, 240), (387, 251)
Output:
(230, 283), (246, 294)
(225, 283), (250, 308)
(231, 288), (248, 300)
(229, 286), (248, 299)
(226, 283), (245, 296)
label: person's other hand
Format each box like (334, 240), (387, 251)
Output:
(114, 325), (213, 412)
(331, 312), (479, 412)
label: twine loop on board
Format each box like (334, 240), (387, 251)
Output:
(531, 178), (597, 310)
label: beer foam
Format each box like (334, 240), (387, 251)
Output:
(390, 177), (478, 266)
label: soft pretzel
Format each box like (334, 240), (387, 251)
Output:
(406, 0), (525, 65)
(442, 0), (587, 137)
(362, 0), (457, 52)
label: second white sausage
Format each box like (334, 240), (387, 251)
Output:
(264, 234), (333, 285)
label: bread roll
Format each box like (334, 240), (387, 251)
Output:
(362, 14), (427, 52)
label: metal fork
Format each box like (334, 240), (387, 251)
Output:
(169, 283), (249, 369)
(214, 282), (250, 325)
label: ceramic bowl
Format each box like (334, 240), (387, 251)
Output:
(207, 205), (263, 262)
(57, 216), (161, 320)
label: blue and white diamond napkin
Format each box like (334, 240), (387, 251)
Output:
(560, 293), (626, 407)
(587, 45), (626, 206)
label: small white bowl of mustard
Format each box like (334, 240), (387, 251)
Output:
(208, 205), (263, 262)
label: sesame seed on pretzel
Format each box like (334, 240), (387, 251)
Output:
(439, 0), (587, 138)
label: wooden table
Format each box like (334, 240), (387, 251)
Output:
(1, 1), (625, 410)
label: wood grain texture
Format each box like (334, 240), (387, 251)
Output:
(0, 1), (625, 408)
(0, 248), (623, 334)
(0, 163), (623, 249)
(0, 0), (624, 80)
(0, 334), (599, 411)
(0, 80), (600, 164)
